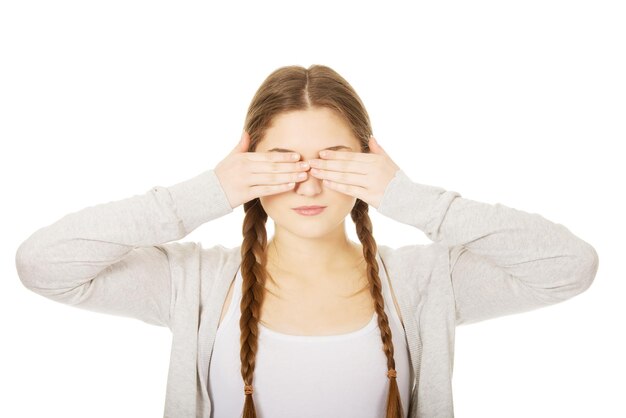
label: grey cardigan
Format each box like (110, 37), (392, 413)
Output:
(15, 168), (599, 417)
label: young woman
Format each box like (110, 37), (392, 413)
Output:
(16, 64), (599, 418)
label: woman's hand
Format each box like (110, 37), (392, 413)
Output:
(308, 136), (401, 209)
(214, 131), (310, 209)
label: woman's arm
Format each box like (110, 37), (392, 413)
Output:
(15, 169), (233, 328)
(377, 169), (599, 326)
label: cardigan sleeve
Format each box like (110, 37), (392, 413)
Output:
(15, 169), (233, 328)
(376, 169), (599, 326)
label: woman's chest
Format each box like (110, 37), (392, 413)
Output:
(217, 268), (404, 335)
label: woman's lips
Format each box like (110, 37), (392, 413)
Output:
(292, 206), (326, 216)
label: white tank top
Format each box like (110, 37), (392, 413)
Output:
(208, 252), (411, 418)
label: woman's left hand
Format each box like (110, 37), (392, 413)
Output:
(307, 136), (401, 210)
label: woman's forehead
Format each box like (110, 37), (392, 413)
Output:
(259, 109), (360, 153)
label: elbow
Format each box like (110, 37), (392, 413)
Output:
(15, 238), (44, 290)
(16, 243), (85, 307)
(15, 240), (34, 288)
(560, 241), (599, 298)
(574, 242), (599, 295)
(16, 235), (93, 305)
(536, 241), (599, 303)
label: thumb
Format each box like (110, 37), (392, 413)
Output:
(368, 136), (386, 155)
(232, 130), (250, 154)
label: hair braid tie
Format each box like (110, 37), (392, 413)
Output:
(387, 369), (397, 379)
(244, 384), (254, 395)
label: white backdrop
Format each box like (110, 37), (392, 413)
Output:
(2, 1), (623, 417)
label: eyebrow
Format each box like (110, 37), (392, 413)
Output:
(267, 145), (353, 152)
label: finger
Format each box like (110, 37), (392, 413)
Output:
(309, 158), (368, 175)
(245, 151), (300, 162)
(368, 136), (387, 156)
(230, 131), (250, 155)
(250, 170), (309, 185)
(309, 168), (369, 188)
(319, 149), (376, 162)
(250, 181), (297, 197)
(319, 177), (366, 200)
(248, 159), (310, 174)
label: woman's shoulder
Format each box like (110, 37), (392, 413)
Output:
(197, 243), (240, 264)
(377, 241), (450, 287)
(154, 241), (240, 275)
(378, 241), (447, 265)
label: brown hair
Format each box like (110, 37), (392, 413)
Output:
(239, 64), (403, 418)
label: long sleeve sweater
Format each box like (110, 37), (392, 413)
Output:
(15, 168), (599, 417)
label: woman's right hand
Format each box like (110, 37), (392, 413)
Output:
(214, 131), (310, 209)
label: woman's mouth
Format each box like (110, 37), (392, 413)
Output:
(292, 206), (326, 216)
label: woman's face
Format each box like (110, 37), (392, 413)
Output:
(257, 107), (362, 239)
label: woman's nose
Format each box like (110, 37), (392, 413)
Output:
(294, 167), (323, 192)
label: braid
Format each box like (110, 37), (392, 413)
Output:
(236, 197), (403, 418)
(236, 64), (401, 416)
(351, 198), (404, 418)
(239, 198), (268, 418)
